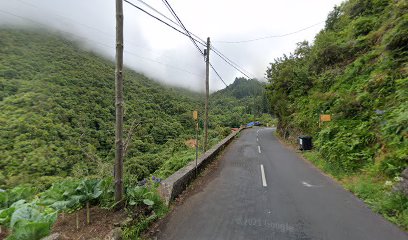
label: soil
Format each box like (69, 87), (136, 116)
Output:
(0, 227), (10, 240)
(185, 139), (197, 148)
(51, 207), (127, 240)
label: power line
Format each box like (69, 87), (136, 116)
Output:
(161, 0), (204, 56)
(134, 0), (176, 26)
(15, 0), (187, 63)
(10, 1), (258, 86)
(123, 0), (203, 46)
(17, 0), (257, 87)
(131, 0), (245, 85)
(125, 0), (231, 87)
(125, 0), (204, 56)
(214, 21), (324, 44)
(209, 63), (227, 87)
(210, 46), (254, 79)
(124, 0), (255, 83)
(134, 0), (206, 47)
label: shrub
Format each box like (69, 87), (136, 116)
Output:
(352, 16), (376, 37)
(384, 16), (408, 55)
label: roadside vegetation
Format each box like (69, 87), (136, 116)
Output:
(0, 27), (272, 239)
(266, 0), (407, 229)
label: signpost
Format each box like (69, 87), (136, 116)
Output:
(320, 114), (332, 122)
(319, 114), (332, 127)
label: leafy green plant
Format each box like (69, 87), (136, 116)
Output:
(39, 180), (80, 207)
(123, 183), (168, 239)
(126, 186), (155, 208)
(2, 202), (57, 240)
(0, 186), (36, 209)
(75, 179), (102, 224)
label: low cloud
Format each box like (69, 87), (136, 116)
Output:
(0, 0), (343, 91)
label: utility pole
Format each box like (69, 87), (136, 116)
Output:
(114, 0), (124, 207)
(193, 111), (199, 177)
(204, 37), (210, 152)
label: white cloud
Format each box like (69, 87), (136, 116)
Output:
(0, 0), (344, 91)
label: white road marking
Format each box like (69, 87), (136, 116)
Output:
(302, 181), (313, 187)
(301, 181), (322, 188)
(260, 164), (267, 187)
(258, 146), (261, 153)
(257, 137), (259, 142)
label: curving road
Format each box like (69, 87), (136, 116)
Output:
(155, 128), (407, 240)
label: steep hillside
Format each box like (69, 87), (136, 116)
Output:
(0, 28), (218, 188)
(213, 77), (265, 99)
(266, 0), (407, 227)
(211, 77), (272, 127)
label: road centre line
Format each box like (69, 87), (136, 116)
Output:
(258, 145), (261, 153)
(260, 164), (267, 187)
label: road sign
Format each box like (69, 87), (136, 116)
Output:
(320, 114), (331, 122)
(193, 111), (198, 120)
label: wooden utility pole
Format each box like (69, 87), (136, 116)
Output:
(114, 0), (124, 206)
(193, 111), (199, 177)
(204, 37), (210, 152)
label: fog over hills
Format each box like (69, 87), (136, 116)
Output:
(0, 0), (342, 91)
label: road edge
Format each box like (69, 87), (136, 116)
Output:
(273, 130), (408, 233)
(157, 127), (244, 206)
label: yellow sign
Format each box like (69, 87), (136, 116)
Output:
(320, 114), (331, 122)
(193, 111), (198, 120)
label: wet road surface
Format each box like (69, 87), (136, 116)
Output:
(155, 128), (408, 240)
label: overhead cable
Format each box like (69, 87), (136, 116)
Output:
(161, 0), (204, 56)
(214, 21), (324, 43)
(209, 63), (227, 87)
(125, 0), (255, 82)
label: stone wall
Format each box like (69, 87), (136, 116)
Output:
(158, 127), (244, 205)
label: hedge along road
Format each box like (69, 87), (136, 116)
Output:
(155, 128), (408, 240)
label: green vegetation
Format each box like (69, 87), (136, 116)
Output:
(266, 0), (407, 229)
(211, 77), (274, 128)
(0, 178), (165, 239)
(0, 28), (269, 189)
(122, 181), (168, 239)
(0, 27), (196, 189)
(0, 26), (273, 239)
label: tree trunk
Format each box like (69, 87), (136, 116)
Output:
(76, 212), (79, 230)
(86, 202), (90, 224)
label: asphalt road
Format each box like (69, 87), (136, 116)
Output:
(155, 128), (407, 240)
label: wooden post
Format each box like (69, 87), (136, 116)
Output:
(204, 37), (210, 152)
(114, 0), (124, 206)
(193, 110), (199, 176)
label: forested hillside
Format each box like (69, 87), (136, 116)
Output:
(0, 27), (274, 239)
(266, 0), (407, 227)
(0, 27), (272, 191)
(0, 28), (230, 190)
(211, 77), (272, 127)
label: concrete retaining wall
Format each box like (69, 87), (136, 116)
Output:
(158, 127), (244, 205)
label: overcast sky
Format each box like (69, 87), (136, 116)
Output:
(0, 0), (344, 92)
